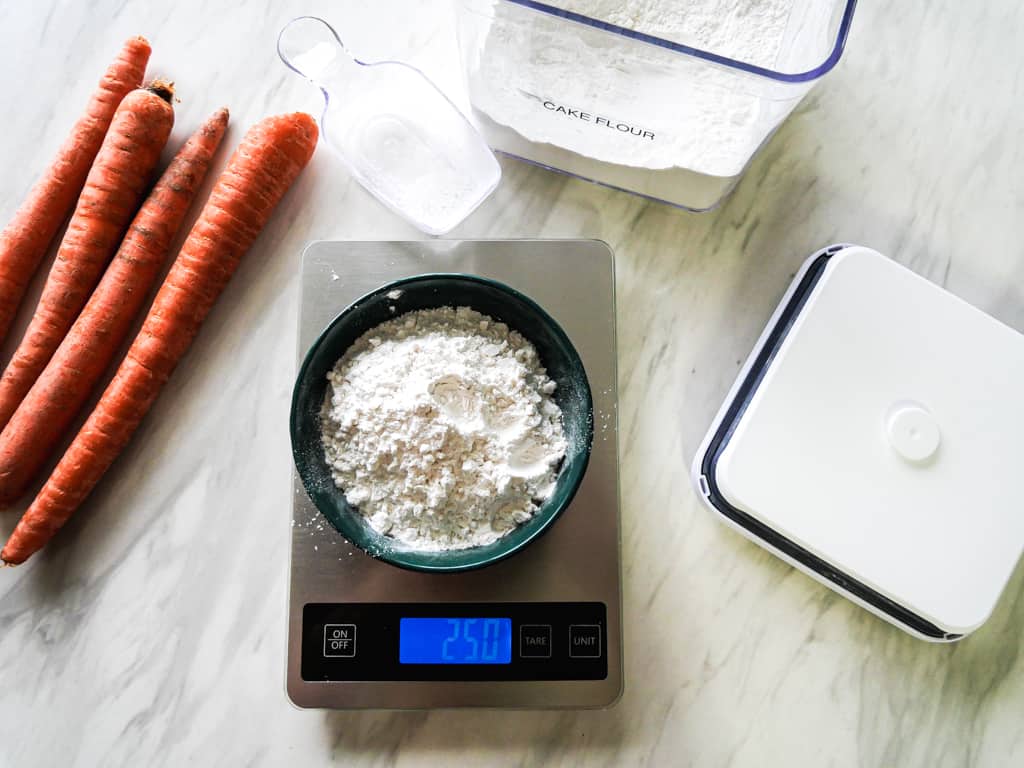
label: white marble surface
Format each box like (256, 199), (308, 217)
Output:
(2, 0), (1023, 765)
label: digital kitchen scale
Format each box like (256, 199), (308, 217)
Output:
(286, 240), (622, 708)
(694, 244), (1024, 641)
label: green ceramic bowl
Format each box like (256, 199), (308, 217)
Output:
(290, 273), (593, 573)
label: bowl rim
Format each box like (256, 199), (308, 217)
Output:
(289, 271), (595, 573)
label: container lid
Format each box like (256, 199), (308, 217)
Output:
(714, 247), (1024, 634)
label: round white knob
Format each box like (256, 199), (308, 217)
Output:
(886, 404), (941, 462)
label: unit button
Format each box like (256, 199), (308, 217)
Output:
(323, 624), (356, 658)
(569, 625), (601, 658)
(520, 624), (552, 658)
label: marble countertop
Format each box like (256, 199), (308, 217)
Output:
(2, 0), (1023, 765)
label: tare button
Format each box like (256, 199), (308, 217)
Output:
(569, 625), (602, 658)
(323, 624), (357, 658)
(519, 624), (552, 658)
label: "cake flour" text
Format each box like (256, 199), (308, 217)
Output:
(541, 100), (655, 140)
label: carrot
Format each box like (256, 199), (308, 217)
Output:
(0, 109), (229, 502)
(1, 113), (318, 564)
(0, 83), (175, 439)
(0, 37), (150, 346)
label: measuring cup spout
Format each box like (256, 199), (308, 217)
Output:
(277, 16), (352, 83)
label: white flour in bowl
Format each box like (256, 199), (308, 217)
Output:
(320, 306), (567, 551)
(466, 0), (810, 176)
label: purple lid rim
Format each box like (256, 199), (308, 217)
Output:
(500, 0), (858, 84)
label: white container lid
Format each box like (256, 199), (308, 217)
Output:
(713, 246), (1024, 635)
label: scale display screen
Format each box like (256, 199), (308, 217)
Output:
(301, 603), (607, 681)
(399, 618), (512, 664)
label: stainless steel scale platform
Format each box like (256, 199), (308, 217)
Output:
(286, 240), (621, 709)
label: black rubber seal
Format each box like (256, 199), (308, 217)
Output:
(698, 247), (961, 641)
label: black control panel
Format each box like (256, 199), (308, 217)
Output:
(302, 602), (608, 681)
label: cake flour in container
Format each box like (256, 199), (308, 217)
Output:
(320, 306), (567, 551)
(553, 0), (794, 63)
(467, 0), (814, 177)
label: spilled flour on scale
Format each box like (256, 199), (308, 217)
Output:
(320, 306), (567, 551)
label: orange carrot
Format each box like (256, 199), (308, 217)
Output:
(0, 109), (229, 502)
(0, 37), (150, 345)
(1, 113), (318, 564)
(0, 83), (174, 439)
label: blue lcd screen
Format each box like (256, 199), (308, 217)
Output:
(399, 618), (513, 664)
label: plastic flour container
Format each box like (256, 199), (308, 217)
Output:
(455, 0), (857, 210)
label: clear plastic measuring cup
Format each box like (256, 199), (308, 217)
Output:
(278, 16), (501, 235)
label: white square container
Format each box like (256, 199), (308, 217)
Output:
(455, 0), (857, 210)
(693, 245), (1024, 640)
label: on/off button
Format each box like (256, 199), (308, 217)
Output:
(323, 624), (356, 658)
